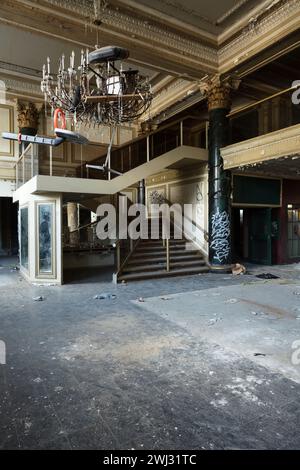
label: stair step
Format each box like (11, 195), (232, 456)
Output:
(132, 249), (200, 258)
(135, 245), (193, 253)
(118, 265), (209, 282)
(128, 254), (204, 265)
(123, 259), (207, 273)
(138, 239), (187, 246)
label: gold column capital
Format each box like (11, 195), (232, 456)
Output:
(17, 101), (39, 130)
(199, 74), (241, 112)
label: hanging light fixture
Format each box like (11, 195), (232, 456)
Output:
(41, 44), (153, 127)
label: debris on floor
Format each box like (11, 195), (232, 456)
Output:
(225, 298), (238, 304)
(208, 317), (222, 326)
(254, 353), (267, 357)
(137, 297), (145, 302)
(32, 296), (45, 301)
(255, 273), (279, 280)
(93, 293), (116, 300)
(232, 263), (246, 275)
(11, 266), (20, 272)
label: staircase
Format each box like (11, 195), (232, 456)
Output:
(118, 236), (209, 282)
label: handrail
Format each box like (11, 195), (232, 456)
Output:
(15, 142), (39, 188)
(228, 83), (300, 118)
(69, 219), (98, 233)
(14, 142), (33, 167)
(113, 237), (140, 282)
(82, 117), (188, 179)
(113, 116), (191, 153)
(159, 196), (209, 240)
(166, 238), (170, 272)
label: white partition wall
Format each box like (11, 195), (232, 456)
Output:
(18, 193), (62, 284)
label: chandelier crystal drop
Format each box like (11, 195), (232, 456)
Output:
(41, 45), (153, 126)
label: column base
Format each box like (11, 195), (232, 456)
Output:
(209, 264), (232, 273)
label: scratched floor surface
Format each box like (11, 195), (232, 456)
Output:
(0, 257), (300, 449)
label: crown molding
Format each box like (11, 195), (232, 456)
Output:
(1, 0), (297, 80)
(219, 0), (300, 73)
(0, 76), (42, 99)
(39, 0), (218, 66)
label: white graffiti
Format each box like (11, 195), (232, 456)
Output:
(0, 340), (6, 365)
(211, 208), (230, 263)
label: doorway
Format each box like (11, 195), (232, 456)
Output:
(232, 207), (278, 265)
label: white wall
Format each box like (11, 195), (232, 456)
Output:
(18, 192), (62, 284)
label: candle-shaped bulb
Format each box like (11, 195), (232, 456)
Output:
(42, 64), (46, 79)
(62, 54), (65, 71)
(47, 57), (50, 75)
(70, 50), (75, 69)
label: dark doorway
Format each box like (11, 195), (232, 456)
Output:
(248, 208), (272, 265)
(0, 197), (18, 256)
(232, 207), (275, 265)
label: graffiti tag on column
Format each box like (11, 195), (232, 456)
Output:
(211, 208), (230, 263)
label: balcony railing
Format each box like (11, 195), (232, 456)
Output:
(15, 143), (39, 189)
(77, 117), (202, 180)
(14, 117), (207, 188)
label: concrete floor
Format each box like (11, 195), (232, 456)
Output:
(0, 256), (300, 449)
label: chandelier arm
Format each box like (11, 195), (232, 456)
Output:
(109, 62), (121, 75)
(88, 65), (105, 81)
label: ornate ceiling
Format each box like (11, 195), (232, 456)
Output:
(0, 0), (299, 121)
(116, 0), (258, 34)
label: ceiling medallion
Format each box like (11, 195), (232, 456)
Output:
(41, 45), (153, 127)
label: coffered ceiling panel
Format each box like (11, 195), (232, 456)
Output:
(117, 0), (260, 33)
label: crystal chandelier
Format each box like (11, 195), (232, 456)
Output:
(41, 45), (153, 126)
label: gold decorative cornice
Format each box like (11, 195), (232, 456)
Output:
(17, 101), (39, 130)
(199, 75), (241, 111)
(221, 123), (300, 170)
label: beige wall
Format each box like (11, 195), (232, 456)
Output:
(146, 165), (208, 254)
(0, 98), (138, 192)
(0, 98), (18, 195)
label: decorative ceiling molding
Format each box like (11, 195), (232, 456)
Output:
(1, 0), (296, 81)
(0, 62), (41, 79)
(0, 0), (299, 124)
(42, 0), (218, 65)
(149, 78), (205, 122)
(219, 0), (300, 72)
(0, 77), (42, 98)
(145, 0), (214, 26)
(222, 123), (300, 170)
(216, 0), (250, 25)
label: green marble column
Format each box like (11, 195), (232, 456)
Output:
(200, 76), (239, 270)
(208, 107), (231, 269)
